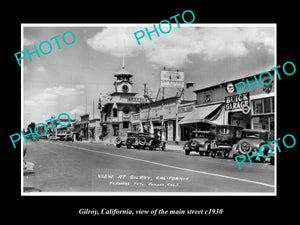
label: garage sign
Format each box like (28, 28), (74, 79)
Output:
(225, 92), (250, 111)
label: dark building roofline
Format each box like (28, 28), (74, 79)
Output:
(110, 92), (137, 96)
(193, 70), (274, 93)
(139, 96), (179, 108)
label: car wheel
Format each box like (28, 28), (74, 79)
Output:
(126, 145), (131, 149)
(204, 143), (211, 156)
(116, 143), (122, 148)
(189, 140), (200, 151)
(199, 151), (204, 156)
(115, 137), (122, 144)
(185, 150), (190, 155)
(126, 139), (132, 146)
(249, 150), (260, 162)
(240, 141), (252, 154)
(147, 140), (153, 150)
(211, 150), (217, 158)
(224, 150), (230, 159)
(139, 137), (146, 147)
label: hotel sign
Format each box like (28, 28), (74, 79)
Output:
(161, 70), (184, 88)
(225, 92), (250, 111)
(127, 97), (148, 103)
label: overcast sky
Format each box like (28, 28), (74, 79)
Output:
(22, 24), (275, 128)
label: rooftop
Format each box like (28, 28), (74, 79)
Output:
(114, 67), (132, 77)
(193, 70), (274, 93)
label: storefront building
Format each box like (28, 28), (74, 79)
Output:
(80, 114), (90, 141)
(46, 117), (74, 138)
(131, 97), (195, 141)
(89, 118), (101, 142)
(187, 71), (275, 138)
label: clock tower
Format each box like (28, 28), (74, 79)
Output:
(113, 66), (134, 94)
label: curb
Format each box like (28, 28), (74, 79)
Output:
(165, 146), (184, 153)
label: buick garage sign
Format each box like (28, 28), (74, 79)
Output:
(225, 92), (250, 111)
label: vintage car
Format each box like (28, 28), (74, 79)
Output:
(125, 132), (142, 149)
(62, 135), (74, 142)
(137, 133), (166, 151)
(115, 132), (138, 148)
(115, 132), (166, 151)
(48, 135), (60, 141)
(183, 131), (214, 156)
(231, 129), (271, 163)
(210, 125), (243, 158)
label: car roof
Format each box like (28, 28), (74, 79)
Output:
(192, 130), (212, 134)
(242, 129), (269, 133)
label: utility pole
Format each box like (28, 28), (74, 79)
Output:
(92, 99), (94, 119)
(175, 88), (184, 144)
(85, 96), (87, 114)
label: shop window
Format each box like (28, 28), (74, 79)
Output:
(113, 108), (118, 117)
(252, 97), (274, 115)
(123, 121), (129, 129)
(253, 99), (263, 114)
(252, 115), (274, 131)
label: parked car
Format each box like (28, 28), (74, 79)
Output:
(115, 132), (140, 148)
(115, 132), (166, 151)
(183, 131), (214, 156)
(210, 125), (243, 158)
(138, 133), (166, 151)
(63, 136), (74, 142)
(48, 135), (60, 141)
(232, 129), (271, 163)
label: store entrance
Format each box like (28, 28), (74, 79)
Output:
(228, 111), (251, 129)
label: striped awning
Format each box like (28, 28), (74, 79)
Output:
(179, 103), (224, 125)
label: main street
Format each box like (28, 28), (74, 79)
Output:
(23, 140), (275, 194)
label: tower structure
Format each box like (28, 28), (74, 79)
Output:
(98, 57), (147, 139)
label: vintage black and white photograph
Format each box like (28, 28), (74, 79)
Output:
(21, 24), (276, 195)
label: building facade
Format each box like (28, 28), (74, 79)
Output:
(46, 117), (74, 139)
(131, 97), (195, 142)
(98, 65), (148, 139)
(180, 71), (275, 139)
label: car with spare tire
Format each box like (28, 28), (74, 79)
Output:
(210, 125), (243, 158)
(183, 130), (214, 156)
(231, 129), (271, 163)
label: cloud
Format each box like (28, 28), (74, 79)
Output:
(35, 66), (46, 72)
(23, 37), (34, 46)
(75, 84), (85, 89)
(67, 105), (86, 118)
(24, 85), (84, 106)
(24, 99), (37, 106)
(86, 26), (275, 68)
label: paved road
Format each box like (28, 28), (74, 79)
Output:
(23, 140), (275, 194)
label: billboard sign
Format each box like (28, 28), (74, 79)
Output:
(160, 70), (184, 88)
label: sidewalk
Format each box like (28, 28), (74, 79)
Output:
(165, 141), (185, 153)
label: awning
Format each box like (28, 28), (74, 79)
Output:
(179, 103), (224, 125)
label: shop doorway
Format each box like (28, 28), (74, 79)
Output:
(228, 111), (251, 129)
(113, 124), (119, 136)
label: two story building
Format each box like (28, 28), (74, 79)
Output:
(98, 65), (148, 139)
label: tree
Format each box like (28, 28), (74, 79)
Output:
(27, 122), (36, 134)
